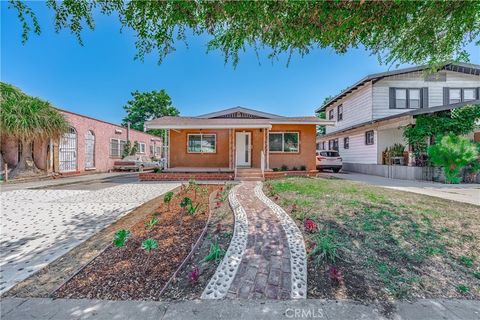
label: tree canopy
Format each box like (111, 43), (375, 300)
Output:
(8, 0), (479, 68)
(0, 82), (68, 142)
(122, 89), (179, 135)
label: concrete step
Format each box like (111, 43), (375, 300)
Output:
(235, 172), (263, 177)
(234, 176), (264, 181)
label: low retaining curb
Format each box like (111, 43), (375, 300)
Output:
(264, 170), (318, 180)
(140, 172), (234, 181)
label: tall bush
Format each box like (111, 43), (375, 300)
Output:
(427, 134), (478, 184)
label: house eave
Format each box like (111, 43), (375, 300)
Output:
(145, 124), (273, 130)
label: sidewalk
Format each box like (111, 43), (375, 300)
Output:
(2, 298), (479, 320)
(0, 172), (136, 192)
(322, 172), (480, 206)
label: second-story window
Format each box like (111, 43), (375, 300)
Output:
(328, 109), (334, 120)
(447, 87), (478, 104)
(337, 105), (343, 121)
(343, 137), (349, 149)
(392, 88), (422, 109)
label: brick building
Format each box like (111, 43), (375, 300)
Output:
(1, 108), (162, 175)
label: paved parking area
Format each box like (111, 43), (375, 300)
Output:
(322, 172), (480, 206)
(0, 182), (179, 294)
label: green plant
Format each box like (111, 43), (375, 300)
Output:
(113, 229), (131, 248)
(404, 105), (480, 157)
(142, 238), (158, 253)
(473, 271), (480, 280)
(187, 202), (202, 215)
(300, 165), (307, 171)
(180, 197), (193, 212)
(130, 141), (139, 155)
(459, 256), (474, 268)
(390, 143), (405, 157)
(204, 239), (225, 262)
(153, 167), (163, 173)
(0, 82), (69, 178)
(308, 230), (339, 266)
(427, 134), (478, 183)
(164, 191), (174, 210)
(280, 164), (289, 171)
(292, 166), (298, 171)
(456, 284), (469, 294)
(145, 217), (159, 230)
(272, 168), (279, 172)
(122, 140), (132, 158)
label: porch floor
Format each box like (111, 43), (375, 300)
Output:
(165, 167), (233, 173)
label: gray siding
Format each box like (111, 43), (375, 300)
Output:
(372, 71), (479, 120)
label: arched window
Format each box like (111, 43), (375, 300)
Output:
(85, 130), (95, 169)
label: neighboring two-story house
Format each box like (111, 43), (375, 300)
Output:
(316, 62), (480, 179)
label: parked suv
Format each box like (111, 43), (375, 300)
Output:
(113, 155), (160, 171)
(316, 150), (342, 173)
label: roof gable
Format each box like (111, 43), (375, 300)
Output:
(197, 106), (283, 119)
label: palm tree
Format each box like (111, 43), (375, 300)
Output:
(0, 82), (69, 178)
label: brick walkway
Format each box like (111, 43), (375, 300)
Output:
(226, 182), (291, 299)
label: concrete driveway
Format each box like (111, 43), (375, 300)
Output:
(322, 172), (480, 206)
(0, 179), (180, 294)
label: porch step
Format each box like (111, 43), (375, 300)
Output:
(235, 168), (264, 181)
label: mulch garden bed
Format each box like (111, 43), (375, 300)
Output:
(54, 183), (232, 301)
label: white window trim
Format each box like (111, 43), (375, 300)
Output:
(110, 138), (127, 158)
(187, 133), (217, 153)
(268, 132), (300, 153)
(138, 142), (146, 154)
(449, 87), (478, 104)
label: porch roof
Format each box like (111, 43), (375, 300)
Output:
(145, 116), (333, 130)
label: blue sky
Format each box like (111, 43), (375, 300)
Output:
(2, 2), (479, 124)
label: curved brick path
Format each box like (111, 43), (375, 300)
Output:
(225, 181), (293, 299)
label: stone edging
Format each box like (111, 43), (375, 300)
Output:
(254, 182), (307, 299)
(201, 184), (248, 299)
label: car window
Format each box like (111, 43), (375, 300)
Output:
(321, 151), (340, 157)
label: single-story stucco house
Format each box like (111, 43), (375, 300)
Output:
(143, 107), (333, 180)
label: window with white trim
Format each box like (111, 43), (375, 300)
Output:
(343, 137), (349, 149)
(187, 134), (216, 153)
(110, 138), (127, 158)
(269, 132), (299, 153)
(138, 142), (146, 153)
(328, 109), (334, 120)
(449, 88), (478, 104)
(337, 105), (343, 121)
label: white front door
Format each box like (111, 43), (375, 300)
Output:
(236, 132), (251, 167)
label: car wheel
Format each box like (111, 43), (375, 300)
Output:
(333, 168), (341, 173)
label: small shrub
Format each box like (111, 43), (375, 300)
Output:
(459, 255), (474, 268)
(164, 191), (174, 210)
(204, 240), (225, 262)
(427, 134), (478, 183)
(309, 231), (339, 265)
(300, 165), (307, 171)
(304, 219), (318, 233)
(292, 166), (298, 171)
(145, 217), (159, 230)
(153, 167), (163, 173)
(280, 164), (289, 171)
(142, 238), (158, 253)
(473, 271), (480, 280)
(187, 202), (202, 215)
(180, 197), (193, 213)
(329, 265), (343, 284)
(188, 265), (200, 285)
(272, 168), (279, 172)
(456, 284), (469, 294)
(113, 229), (131, 247)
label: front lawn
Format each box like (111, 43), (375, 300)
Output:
(265, 177), (480, 301)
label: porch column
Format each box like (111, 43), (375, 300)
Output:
(229, 129), (233, 170)
(167, 129), (170, 169)
(266, 128), (270, 170)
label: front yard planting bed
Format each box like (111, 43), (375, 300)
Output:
(54, 183), (230, 300)
(265, 177), (480, 302)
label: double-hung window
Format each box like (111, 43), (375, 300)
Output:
(139, 142), (146, 153)
(328, 109), (334, 120)
(447, 88), (478, 104)
(269, 132), (299, 153)
(392, 88), (422, 109)
(187, 134), (216, 153)
(337, 105), (343, 121)
(365, 131), (374, 145)
(110, 138), (127, 158)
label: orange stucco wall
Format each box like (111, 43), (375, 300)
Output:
(268, 124), (316, 171)
(169, 129), (230, 168)
(168, 124), (317, 171)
